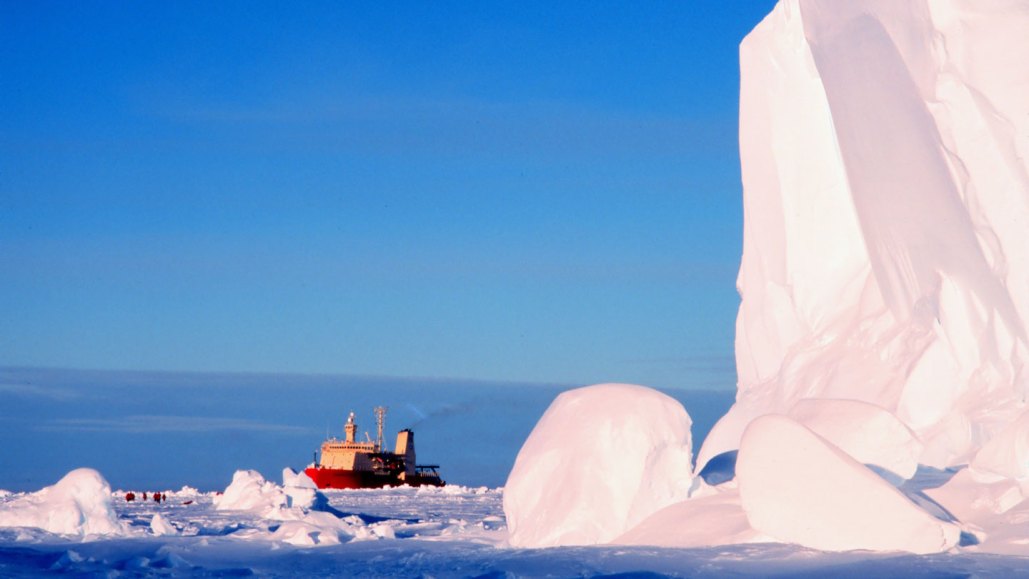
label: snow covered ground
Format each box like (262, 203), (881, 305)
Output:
(3, 473), (1029, 577)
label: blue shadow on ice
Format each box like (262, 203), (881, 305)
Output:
(697, 450), (737, 486)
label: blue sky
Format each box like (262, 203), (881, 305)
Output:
(1, 1), (777, 390)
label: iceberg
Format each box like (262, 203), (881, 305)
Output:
(506, 0), (1029, 556)
(699, 0), (1029, 473)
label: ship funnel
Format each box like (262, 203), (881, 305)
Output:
(395, 429), (416, 476)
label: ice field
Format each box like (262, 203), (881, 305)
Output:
(3, 469), (1029, 577)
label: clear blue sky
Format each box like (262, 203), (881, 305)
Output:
(1, 1), (777, 390)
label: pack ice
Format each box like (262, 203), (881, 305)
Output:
(507, 0), (1029, 555)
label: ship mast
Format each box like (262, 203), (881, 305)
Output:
(374, 406), (388, 451)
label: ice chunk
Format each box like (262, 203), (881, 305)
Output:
(150, 513), (177, 536)
(281, 467), (325, 510)
(736, 415), (959, 554)
(282, 467), (317, 490)
(214, 470), (288, 513)
(503, 383), (694, 548)
(270, 520), (342, 546)
(214, 469), (355, 545)
(0, 468), (126, 537)
(787, 398), (922, 482)
(701, 0), (1029, 471)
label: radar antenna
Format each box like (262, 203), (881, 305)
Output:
(374, 406), (388, 451)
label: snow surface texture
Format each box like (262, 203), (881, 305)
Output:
(0, 468), (125, 538)
(699, 0), (1029, 474)
(504, 383), (694, 547)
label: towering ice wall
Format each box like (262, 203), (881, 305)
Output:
(699, 0), (1029, 470)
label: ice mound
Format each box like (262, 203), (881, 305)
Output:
(736, 415), (959, 554)
(214, 469), (354, 545)
(503, 383), (694, 547)
(215, 470), (289, 513)
(699, 0), (1029, 472)
(150, 513), (177, 537)
(0, 468), (126, 538)
(216, 469), (331, 516)
(281, 467), (326, 510)
(787, 398), (922, 482)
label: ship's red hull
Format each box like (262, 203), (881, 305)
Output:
(304, 467), (444, 490)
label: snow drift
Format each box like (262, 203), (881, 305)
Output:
(699, 0), (1029, 473)
(503, 384), (694, 548)
(0, 468), (125, 538)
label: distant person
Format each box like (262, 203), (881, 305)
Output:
(125, 492), (135, 502)
(143, 492), (148, 501)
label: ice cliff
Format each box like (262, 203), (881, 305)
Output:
(699, 0), (1029, 473)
